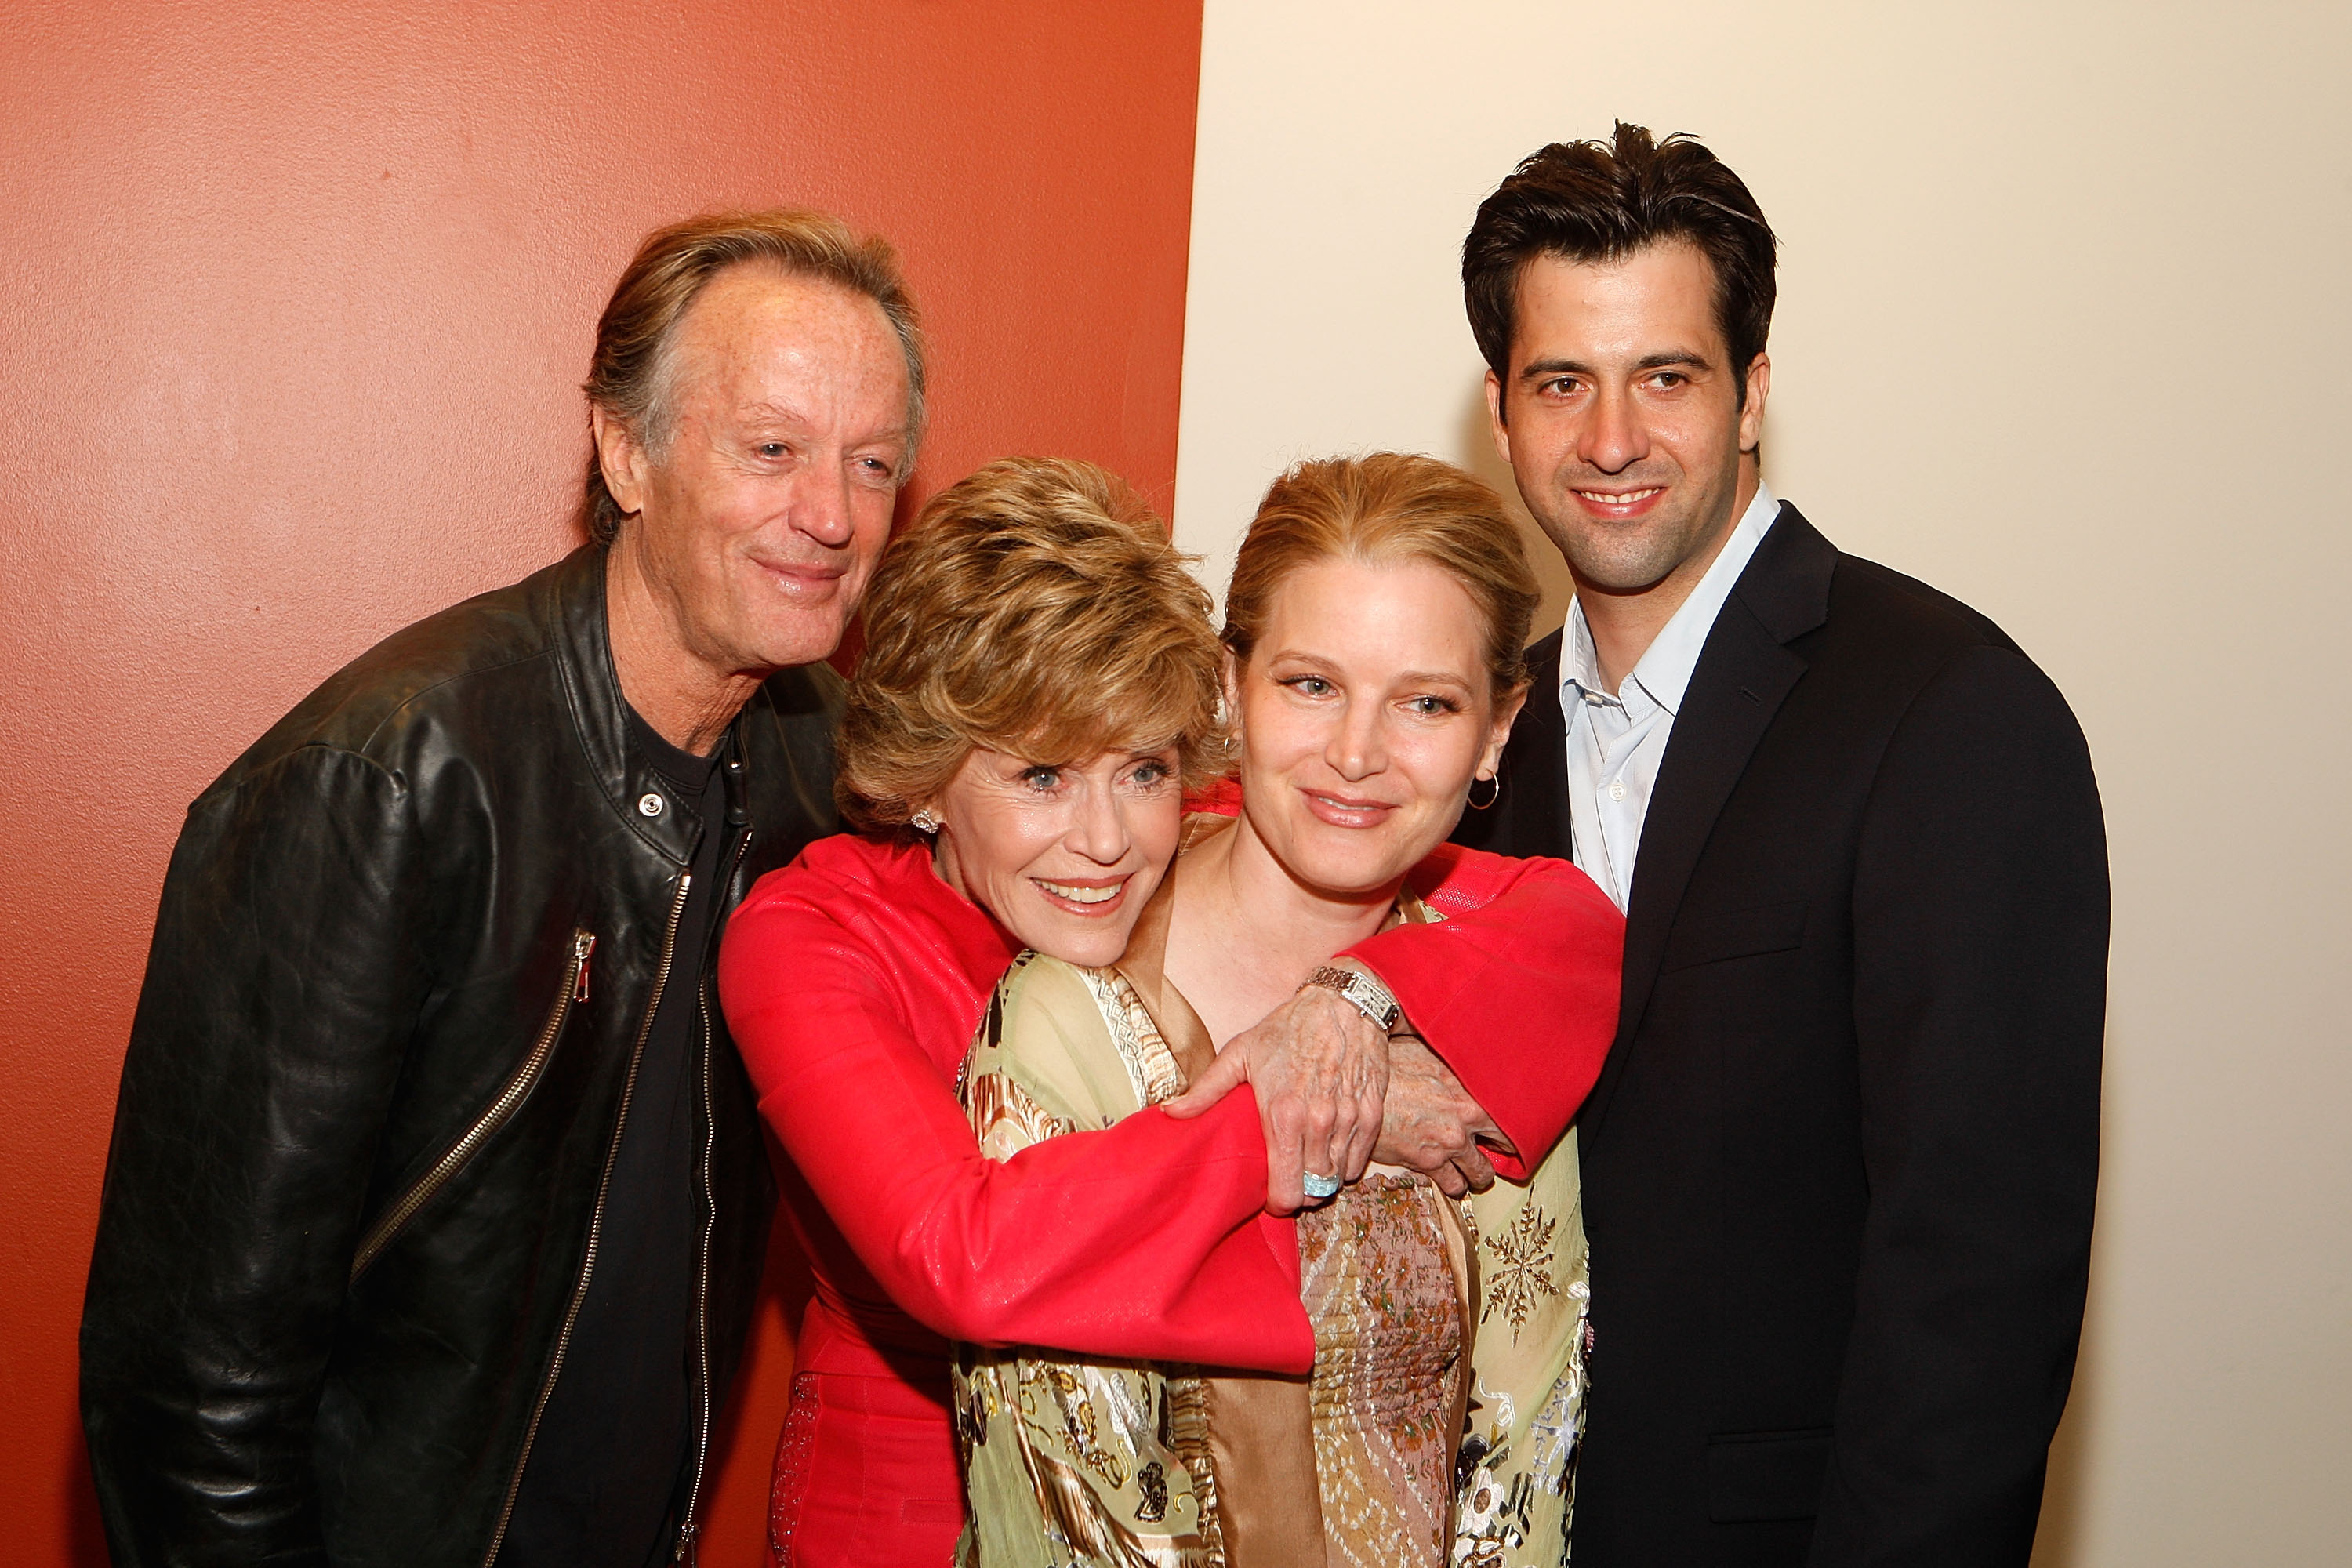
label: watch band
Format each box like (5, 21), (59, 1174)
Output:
(1304, 964), (1402, 1033)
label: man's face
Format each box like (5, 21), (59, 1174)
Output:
(1486, 241), (1768, 597)
(605, 265), (910, 676)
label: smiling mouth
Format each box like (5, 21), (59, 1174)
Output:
(1574, 486), (1664, 507)
(1034, 877), (1127, 912)
(754, 560), (847, 593)
(1302, 789), (1398, 827)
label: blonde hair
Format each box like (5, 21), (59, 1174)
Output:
(1223, 453), (1539, 702)
(580, 208), (926, 544)
(837, 458), (1225, 833)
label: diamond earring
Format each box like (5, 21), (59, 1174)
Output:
(910, 808), (942, 834)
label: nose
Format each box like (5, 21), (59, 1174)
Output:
(1324, 694), (1387, 782)
(1579, 383), (1647, 475)
(793, 461), (857, 549)
(1066, 777), (1132, 866)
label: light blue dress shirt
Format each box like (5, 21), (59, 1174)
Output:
(1560, 483), (1780, 911)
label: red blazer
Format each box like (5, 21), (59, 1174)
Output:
(718, 830), (1621, 1563)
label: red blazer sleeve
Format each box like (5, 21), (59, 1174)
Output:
(1344, 847), (1624, 1179)
(720, 874), (1314, 1374)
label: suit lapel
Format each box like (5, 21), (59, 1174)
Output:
(1579, 506), (1835, 1145)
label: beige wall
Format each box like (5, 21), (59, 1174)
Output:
(1175, 3), (2352, 1563)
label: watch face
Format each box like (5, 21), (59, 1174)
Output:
(1307, 966), (1398, 1029)
(1341, 973), (1397, 1028)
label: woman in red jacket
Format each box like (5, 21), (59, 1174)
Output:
(718, 458), (1621, 1565)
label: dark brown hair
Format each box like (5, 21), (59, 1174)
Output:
(837, 458), (1225, 834)
(1223, 453), (1537, 706)
(1464, 122), (1777, 412)
(580, 209), (925, 544)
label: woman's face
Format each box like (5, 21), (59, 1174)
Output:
(928, 745), (1185, 965)
(1232, 556), (1523, 897)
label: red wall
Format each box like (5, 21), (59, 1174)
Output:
(0, 3), (1203, 1560)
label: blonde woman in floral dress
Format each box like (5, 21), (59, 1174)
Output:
(953, 455), (1622, 1566)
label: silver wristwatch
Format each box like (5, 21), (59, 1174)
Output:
(1303, 964), (1402, 1033)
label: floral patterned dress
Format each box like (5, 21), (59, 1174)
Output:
(1453, 1130), (1592, 1566)
(950, 837), (1592, 1567)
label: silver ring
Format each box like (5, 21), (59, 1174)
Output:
(1301, 1171), (1341, 1200)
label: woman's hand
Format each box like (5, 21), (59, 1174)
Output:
(1163, 985), (1388, 1214)
(1374, 1036), (1506, 1198)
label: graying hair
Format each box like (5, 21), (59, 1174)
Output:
(579, 209), (927, 544)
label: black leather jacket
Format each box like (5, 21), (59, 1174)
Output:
(81, 546), (841, 1566)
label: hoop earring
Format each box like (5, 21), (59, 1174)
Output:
(910, 808), (942, 834)
(1467, 772), (1501, 811)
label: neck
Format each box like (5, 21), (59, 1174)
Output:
(1164, 808), (1403, 1048)
(1577, 457), (1759, 694)
(1226, 810), (1403, 953)
(604, 535), (764, 757)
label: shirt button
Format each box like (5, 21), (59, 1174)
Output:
(1608, 779), (1628, 802)
(637, 792), (666, 818)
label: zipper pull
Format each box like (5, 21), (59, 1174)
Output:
(673, 1519), (699, 1562)
(574, 931), (597, 1003)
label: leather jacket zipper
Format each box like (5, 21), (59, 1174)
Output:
(673, 826), (752, 1563)
(673, 996), (720, 1563)
(482, 873), (694, 1567)
(350, 930), (596, 1280)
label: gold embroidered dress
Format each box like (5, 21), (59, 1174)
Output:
(1451, 1131), (1591, 1566)
(953, 952), (1229, 1566)
(953, 855), (1472, 1566)
(952, 818), (1592, 1566)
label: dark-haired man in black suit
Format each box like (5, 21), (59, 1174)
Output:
(1452, 124), (2108, 1566)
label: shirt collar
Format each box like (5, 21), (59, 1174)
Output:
(1563, 481), (1780, 717)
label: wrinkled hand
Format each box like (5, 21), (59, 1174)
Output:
(1162, 984), (1388, 1214)
(1374, 1035), (1509, 1198)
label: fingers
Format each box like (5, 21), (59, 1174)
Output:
(1450, 1145), (1497, 1195)
(1338, 1075), (1382, 1181)
(1240, 987), (1393, 1207)
(1267, 1083), (1333, 1212)
(1263, 1107), (1308, 1214)
(1429, 1161), (1471, 1199)
(1293, 994), (1385, 1187)
(1163, 1044), (1249, 1119)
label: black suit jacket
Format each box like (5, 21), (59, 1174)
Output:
(1455, 504), (2107, 1567)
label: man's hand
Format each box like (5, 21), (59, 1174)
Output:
(1374, 1034), (1510, 1198)
(1163, 983), (1388, 1214)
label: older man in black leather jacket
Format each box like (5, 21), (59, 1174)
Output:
(80, 210), (924, 1568)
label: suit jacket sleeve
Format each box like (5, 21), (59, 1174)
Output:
(81, 746), (430, 1568)
(1343, 847), (1624, 1179)
(720, 883), (1315, 1374)
(1813, 644), (2107, 1566)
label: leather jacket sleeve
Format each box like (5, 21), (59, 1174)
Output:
(82, 745), (432, 1567)
(720, 879), (1317, 1374)
(1345, 847), (1625, 1180)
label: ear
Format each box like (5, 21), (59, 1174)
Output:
(1479, 681), (1530, 781)
(591, 405), (652, 519)
(1219, 648), (1245, 741)
(1484, 368), (1512, 463)
(1737, 353), (1772, 454)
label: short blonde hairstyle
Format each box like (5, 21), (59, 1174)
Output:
(582, 208), (925, 545)
(837, 457), (1225, 833)
(1223, 453), (1539, 703)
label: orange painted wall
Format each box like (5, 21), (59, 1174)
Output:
(0, 2), (1202, 1561)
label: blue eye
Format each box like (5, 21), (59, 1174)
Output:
(1019, 766), (1062, 792)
